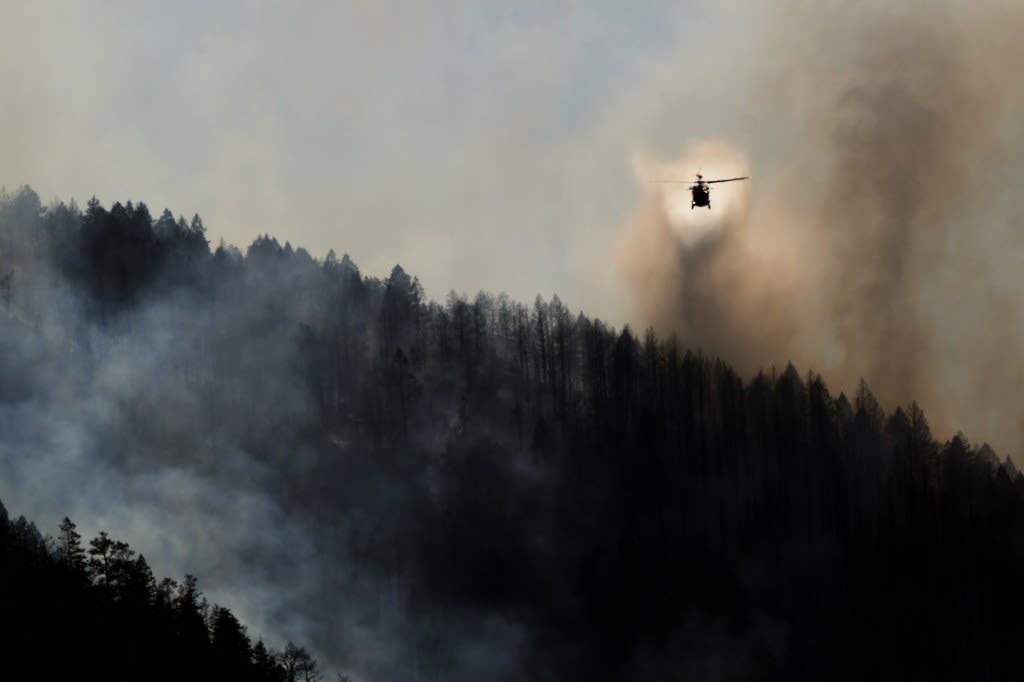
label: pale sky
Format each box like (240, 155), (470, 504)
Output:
(0, 0), (762, 325)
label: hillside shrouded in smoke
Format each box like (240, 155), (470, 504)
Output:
(4, 2), (1024, 681)
(619, 2), (1024, 455)
(5, 186), (1024, 681)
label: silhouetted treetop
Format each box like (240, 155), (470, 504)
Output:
(0, 505), (324, 682)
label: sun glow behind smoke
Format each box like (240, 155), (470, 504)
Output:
(639, 141), (752, 249)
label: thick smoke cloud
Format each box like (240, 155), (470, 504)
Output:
(619, 1), (1024, 454)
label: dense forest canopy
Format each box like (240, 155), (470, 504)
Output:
(2, 185), (1024, 680)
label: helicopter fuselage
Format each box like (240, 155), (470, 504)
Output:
(690, 183), (711, 209)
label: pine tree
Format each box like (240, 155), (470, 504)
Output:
(57, 517), (87, 574)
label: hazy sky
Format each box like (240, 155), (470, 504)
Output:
(0, 0), (762, 325)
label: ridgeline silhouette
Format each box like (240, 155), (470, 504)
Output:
(0, 507), (328, 681)
(1, 186), (1023, 680)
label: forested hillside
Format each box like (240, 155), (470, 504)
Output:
(0, 507), (325, 681)
(1, 185), (1023, 680)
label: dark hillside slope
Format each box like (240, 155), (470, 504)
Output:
(1, 187), (1023, 680)
(0, 504), (319, 682)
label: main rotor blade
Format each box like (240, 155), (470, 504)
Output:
(703, 176), (750, 184)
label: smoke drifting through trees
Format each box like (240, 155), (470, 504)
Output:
(3, 184), (1024, 679)
(619, 2), (1024, 454)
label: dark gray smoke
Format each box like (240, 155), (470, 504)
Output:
(0, 232), (325, 659)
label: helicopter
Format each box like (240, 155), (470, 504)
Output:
(654, 172), (750, 209)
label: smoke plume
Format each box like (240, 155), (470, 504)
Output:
(619, 2), (1024, 454)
